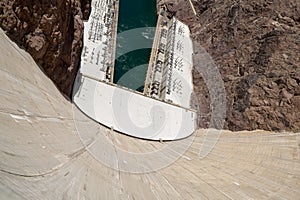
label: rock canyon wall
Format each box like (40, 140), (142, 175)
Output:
(1, 0), (299, 132)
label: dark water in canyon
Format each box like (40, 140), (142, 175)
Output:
(114, 0), (157, 92)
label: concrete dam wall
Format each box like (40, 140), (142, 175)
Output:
(0, 29), (300, 199)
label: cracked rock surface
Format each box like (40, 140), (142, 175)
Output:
(159, 0), (300, 132)
(0, 0), (91, 98)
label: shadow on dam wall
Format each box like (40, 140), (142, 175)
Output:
(0, 28), (300, 199)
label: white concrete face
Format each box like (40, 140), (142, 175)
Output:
(145, 15), (194, 109)
(73, 75), (197, 140)
(162, 18), (194, 107)
(80, 0), (117, 82)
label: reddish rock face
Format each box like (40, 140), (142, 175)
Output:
(159, 0), (300, 132)
(0, 0), (91, 99)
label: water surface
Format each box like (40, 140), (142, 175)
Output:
(114, 0), (157, 92)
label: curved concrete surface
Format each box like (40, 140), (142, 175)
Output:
(73, 75), (197, 140)
(1, 29), (300, 199)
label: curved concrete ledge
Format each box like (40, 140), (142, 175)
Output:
(73, 74), (197, 140)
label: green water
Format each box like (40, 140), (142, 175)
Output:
(114, 0), (157, 92)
